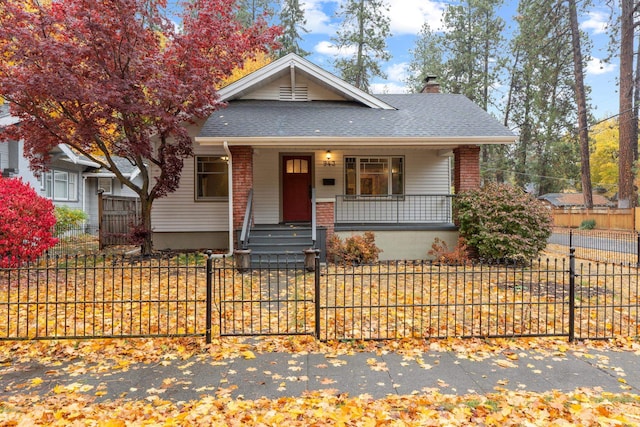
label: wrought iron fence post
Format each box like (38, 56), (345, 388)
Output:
(569, 229), (573, 248)
(206, 250), (213, 344)
(314, 249), (321, 339)
(568, 247), (576, 342)
(636, 232), (640, 267)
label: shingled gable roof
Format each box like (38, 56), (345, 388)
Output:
(215, 53), (395, 109)
(196, 54), (516, 147)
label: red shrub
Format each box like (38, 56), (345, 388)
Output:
(0, 177), (58, 267)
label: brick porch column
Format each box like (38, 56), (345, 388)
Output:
(230, 146), (253, 240)
(454, 145), (481, 193)
(317, 201), (335, 237)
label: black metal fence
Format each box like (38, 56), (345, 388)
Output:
(0, 254), (207, 340)
(0, 251), (638, 342)
(549, 228), (640, 266)
(48, 224), (100, 257)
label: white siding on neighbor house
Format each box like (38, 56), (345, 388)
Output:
(240, 74), (345, 101)
(151, 144), (229, 232)
(0, 143), (6, 170)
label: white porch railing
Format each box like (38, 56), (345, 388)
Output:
(334, 194), (454, 224)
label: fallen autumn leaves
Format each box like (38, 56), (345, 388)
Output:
(8, 388), (640, 426)
(1, 336), (640, 425)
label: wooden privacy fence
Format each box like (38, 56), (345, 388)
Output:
(551, 207), (640, 230)
(98, 193), (141, 248)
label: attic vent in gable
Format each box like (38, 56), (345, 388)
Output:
(279, 85), (308, 101)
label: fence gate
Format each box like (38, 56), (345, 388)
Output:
(211, 255), (318, 338)
(98, 193), (141, 248)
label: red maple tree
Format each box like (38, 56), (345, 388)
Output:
(0, 0), (280, 254)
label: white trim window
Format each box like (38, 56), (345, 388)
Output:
(41, 170), (78, 201)
(196, 156), (228, 200)
(345, 156), (404, 196)
(97, 177), (113, 194)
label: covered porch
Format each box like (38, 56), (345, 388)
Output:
(217, 144), (479, 261)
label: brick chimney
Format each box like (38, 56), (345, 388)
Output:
(420, 75), (440, 94)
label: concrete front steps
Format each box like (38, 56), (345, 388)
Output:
(241, 224), (315, 267)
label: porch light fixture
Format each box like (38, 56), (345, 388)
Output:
(325, 150), (332, 160)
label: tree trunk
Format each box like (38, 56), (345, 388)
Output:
(139, 196), (154, 255)
(618, 0), (636, 208)
(568, 0), (593, 208)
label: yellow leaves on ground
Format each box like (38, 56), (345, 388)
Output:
(2, 255), (638, 342)
(241, 350), (256, 360)
(2, 388), (640, 426)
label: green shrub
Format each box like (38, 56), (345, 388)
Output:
(455, 183), (552, 262)
(579, 219), (596, 230)
(326, 232), (381, 265)
(54, 206), (88, 236)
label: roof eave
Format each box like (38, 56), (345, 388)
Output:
(195, 136), (517, 146)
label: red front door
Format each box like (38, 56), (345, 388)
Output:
(282, 155), (312, 222)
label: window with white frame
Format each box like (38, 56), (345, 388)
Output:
(41, 170), (78, 201)
(97, 178), (113, 194)
(345, 156), (404, 196)
(196, 156), (228, 200)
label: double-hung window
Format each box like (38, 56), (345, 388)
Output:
(42, 170), (78, 201)
(345, 156), (404, 196)
(196, 156), (229, 200)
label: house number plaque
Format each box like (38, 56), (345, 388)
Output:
(323, 160), (336, 167)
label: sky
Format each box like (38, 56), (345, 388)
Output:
(291, 0), (619, 121)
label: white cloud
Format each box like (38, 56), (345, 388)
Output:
(302, 0), (337, 34)
(581, 11), (609, 35)
(386, 62), (408, 82)
(302, 0), (445, 36)
(586, 57), (616, 75)
(387, 0), (445, 34)
(370, 82), (409, 94)
(314, 40), (356, 56)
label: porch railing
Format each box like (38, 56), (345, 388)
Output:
(334, 194), (454, 224)
(239, 189), (254, 249)
(311, 188), (317, 247)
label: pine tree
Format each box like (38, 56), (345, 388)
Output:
(504, 0), (582, 195)
(331, 0), (391, 92)
(276, 0), (309, 57)
(405, 23), (443, 93)
(617, 0), (638, 208)
(568, 0), (593, 208)
(236, 0), (273, 28)
(438, 0), (505, 110)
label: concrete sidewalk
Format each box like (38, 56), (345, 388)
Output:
(1, 345), (639, 403)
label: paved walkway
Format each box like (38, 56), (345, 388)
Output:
(1, 345), (639, 403)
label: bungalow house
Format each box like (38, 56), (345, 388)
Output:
(151, 54), (516, 260)
(0, 103), (141, 233)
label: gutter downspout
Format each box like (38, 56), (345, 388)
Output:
(210, 141), (234, 259)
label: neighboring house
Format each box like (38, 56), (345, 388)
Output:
(539, 193), (614, 209)
(0, 103), (141, 233)
(151, 54), (516, 260)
